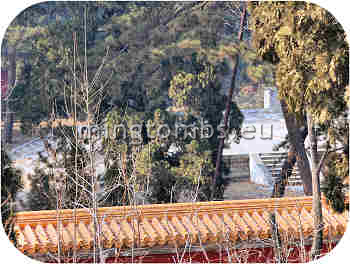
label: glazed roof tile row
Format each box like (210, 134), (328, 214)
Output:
(14, 196), (349, 256)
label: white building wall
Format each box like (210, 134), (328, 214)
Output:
(264, 87), (282, 112)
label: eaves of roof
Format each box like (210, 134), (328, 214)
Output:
(13, 196), (349, 256)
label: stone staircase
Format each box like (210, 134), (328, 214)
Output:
(259, 152), (302, 185)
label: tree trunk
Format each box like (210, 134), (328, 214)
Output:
(271, 145), (296, 198)
(4, 108), (14, 144)
(211, 4), (247, 200)
(3, 45), (17, 144)
(280, 100), (313, 195)
(269, 107), (310, 260)
(269, 211), (282, 262)
(308, 112), (323, 259)
(271, 126), (308, 198)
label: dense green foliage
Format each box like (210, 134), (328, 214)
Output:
(101, 50), (244, 204)
(7, 2), (342, 211)
(3, 2), (264, 209)
(321, 153), (348, 213)
(248, 1), (349, 210)
(2, 2), (271, 125)
(25, 125), (96, 211)
(249, 2), (348, 121)
(1, 148), (22, 242)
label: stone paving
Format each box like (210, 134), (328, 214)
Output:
(223, 180), (305, 201)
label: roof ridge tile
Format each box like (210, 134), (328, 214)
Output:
(13, 197), (348, 256)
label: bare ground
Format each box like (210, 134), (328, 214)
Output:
(223, 180), (305, 200)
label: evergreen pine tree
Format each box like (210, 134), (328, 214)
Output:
(1, 147), (22, 243)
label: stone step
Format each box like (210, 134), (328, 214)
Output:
(260, 154), (287, 159)
(271, 170), (297, 173)
(271, 169), (299, 174)
(272, 178), (302, 185)
(260, 154), (288, 158)
(268, 168), (300, 173)
(267, 168), (300, 174)
(272, 173), (300, 178)
(259, 152), (302, 186)
(266, 164), (299, 169)
(272, 174), (301, 179)
(260, 152), (288, 155)
(259, 158), (287, 163)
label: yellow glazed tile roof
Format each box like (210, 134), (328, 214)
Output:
(14, 196), (349, 255)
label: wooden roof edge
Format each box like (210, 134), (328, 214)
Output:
(15, 196), (315, 225)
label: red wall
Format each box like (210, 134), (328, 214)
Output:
(46, 242), (338, 263)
